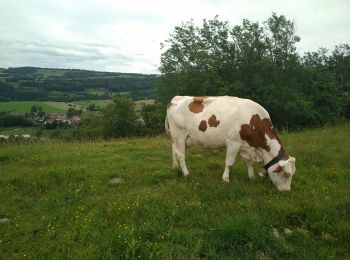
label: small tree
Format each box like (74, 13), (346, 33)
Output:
(31, 105), (43, 114)
(141, 103), (166, 135)
(67, 108), (81, 118)
(87, 104), (99, 111)
(101, 95), (137, 137)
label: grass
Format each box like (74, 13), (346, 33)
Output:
(0, 127), (76, 138)
(43, 102), (71, 111)
(0, 127), (40, 136)
(71, 99), (112, 108)
(0, 123), (349, 258)
(0, 101), (66, 113)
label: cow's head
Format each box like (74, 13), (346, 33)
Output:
(260, 157), (296, 191)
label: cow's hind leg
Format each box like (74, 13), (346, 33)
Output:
(222, 142), (241, 182)
(173, 137), (189, 176)
(172, 143), (179, 168)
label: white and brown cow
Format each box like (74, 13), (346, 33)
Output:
(165, 96), (296, 191)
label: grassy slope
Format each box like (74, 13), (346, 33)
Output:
(0, 123), (349, 259)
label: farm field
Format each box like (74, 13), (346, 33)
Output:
(0, 123), (349, 258)
(0, 101), (67, 113)
(70, 99), (112, 108)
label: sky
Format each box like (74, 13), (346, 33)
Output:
(0, 0), (349, 74)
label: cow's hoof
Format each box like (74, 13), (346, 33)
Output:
(222, 177), (230, 183)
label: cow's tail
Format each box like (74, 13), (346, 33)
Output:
(165, 113), (171, 136)
(165, 99), (177, 136)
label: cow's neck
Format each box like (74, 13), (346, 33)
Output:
(262, 137), (285, 164)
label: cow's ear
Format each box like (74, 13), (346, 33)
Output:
(288, 157), (296, 164)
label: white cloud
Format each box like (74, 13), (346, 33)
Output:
(0, 0), (349, 73)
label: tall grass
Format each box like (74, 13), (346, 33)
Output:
(0, 123), (349, 258)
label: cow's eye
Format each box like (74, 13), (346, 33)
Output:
(284, 172), (291, 177)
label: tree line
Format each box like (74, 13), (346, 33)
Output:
(0, 68), (157, 102)
(157, 13), (350, 129)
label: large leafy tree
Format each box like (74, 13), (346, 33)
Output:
(158, 17), (234, 101)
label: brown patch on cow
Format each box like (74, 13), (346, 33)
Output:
(208, 114), (220, 127)
(188, 97), (208, 113)
(273, 165), (283, 173)
(199, 120), (207, 132)
(239, 114), (281, 152)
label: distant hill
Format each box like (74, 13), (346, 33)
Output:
(0, 67), (159, 102)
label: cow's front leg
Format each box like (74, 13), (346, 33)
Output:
(222, 142), (240, 182)
(246, 160), (254, 179)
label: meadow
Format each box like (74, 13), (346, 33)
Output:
(0, 123), (349, 258)
(0, 101), (68, 113)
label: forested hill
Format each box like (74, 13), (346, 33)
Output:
(0, 67), (158, 102)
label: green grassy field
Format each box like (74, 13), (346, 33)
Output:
(0, 123), (349, 258)
(71, 99), (112, 108)
(0, 127), (40, 136)
(0, 101), (67, 113)
(0, 127), (76, 139)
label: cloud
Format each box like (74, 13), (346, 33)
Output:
(0, 0), (349, 73)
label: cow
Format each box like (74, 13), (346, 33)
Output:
(165, 96), (296, 191)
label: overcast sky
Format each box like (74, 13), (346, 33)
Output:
(0, 0), (349, 74)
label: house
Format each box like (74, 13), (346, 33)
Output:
(70, 116), (81, 125)
(45, 113), (70, 125)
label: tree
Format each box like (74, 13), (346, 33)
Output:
(265, 12), (300, 71)
(158, 17), (234, 101)
(158, 14), (302, 101)
(30, 105), (42, 114)
(87, 104), (99, 111)
(79, 111), (104, 138)
(101, 95), (138, 137)
(0, 82), (16, 101)
(67, 107), (81, 118)
(141, 102), (167, 135)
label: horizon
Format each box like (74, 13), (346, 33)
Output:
(0, 66), (160, 75)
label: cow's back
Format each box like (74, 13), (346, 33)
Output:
(166, 96), (270, 148)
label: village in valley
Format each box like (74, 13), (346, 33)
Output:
(0, 104), (83, 140)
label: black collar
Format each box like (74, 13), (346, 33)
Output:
(263, 151), (289, 171)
